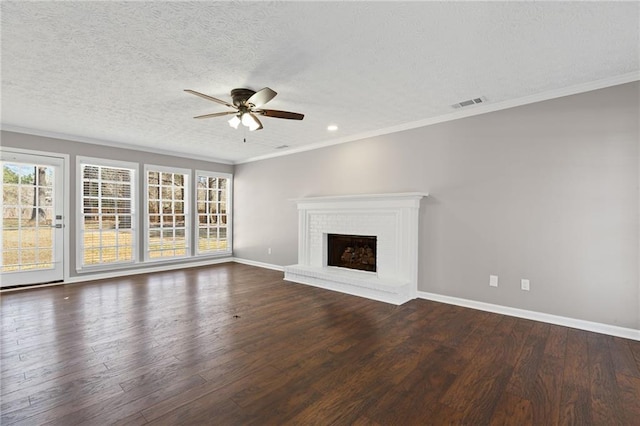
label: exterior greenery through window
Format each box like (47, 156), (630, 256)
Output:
(196, 172), (231, 254)
(146, 167), (190, 259)
(3, 164), (54, 271)
(79, 160), (136, 267)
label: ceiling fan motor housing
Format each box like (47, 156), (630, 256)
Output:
(231, 88), (257, 107)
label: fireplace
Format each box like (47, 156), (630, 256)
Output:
(284, 193), (428, 305)
(327, 234), (377, 272)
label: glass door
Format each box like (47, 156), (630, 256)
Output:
(1, 151), (65, 287)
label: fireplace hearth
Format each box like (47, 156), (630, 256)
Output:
(327, 234), (376, 272)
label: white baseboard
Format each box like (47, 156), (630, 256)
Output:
(418, 291), (640, 341)
(232, 257), (284, 272)
(64, 257), (234, 285)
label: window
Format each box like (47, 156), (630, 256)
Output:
(145, 166), (190, 260)
(76, 159), (230, 271)
(78, 158), (137, 269)
(196, 171), (232, 255)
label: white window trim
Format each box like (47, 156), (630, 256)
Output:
(76, 156), (139, 273)
(194, 170), (233, 257)
(143, 164), (191, 262)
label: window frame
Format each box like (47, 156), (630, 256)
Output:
(143, 164), (191, 262)
(76, 156), (139, 272)
(194, 170), (233, 257)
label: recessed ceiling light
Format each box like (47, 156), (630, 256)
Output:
(327, 125), (338, 131)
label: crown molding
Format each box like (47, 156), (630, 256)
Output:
(0, 125), (235, 165)
(237, 72), (640, 164)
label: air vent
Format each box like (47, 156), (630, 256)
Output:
(451, 96), (486, 109)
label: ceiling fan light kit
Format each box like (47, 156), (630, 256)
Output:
(228, 115), (241, 129)
(185, 87), (304, 132)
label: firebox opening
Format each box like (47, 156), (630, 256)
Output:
(327, 234), (377, 273)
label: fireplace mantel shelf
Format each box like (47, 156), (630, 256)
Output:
(284, 192), (428, 305)
(289, 192), (429, 203)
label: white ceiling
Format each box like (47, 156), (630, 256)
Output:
(2, 2), (639, 164)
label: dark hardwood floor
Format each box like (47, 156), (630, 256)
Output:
(1, 262), (639, 425)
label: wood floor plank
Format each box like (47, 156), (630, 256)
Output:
(609, 336), (640, 378)
(615, 372), (640, 425)
(506, 332), (546, 398)
(545, 324), (568, 358)
(489, 392), (534, 426)
(628, 340), (640, 370)
(587, 332), (625, 425)
(559, 329), (591, 425)
(144, 367), (282, 425)
(146, 395), (245, 426)
(363, 345), (457, 424)
(111, 411), (149, 426)
(529, 353), (564, 424)
(140, 351), (267, 421)
(238, 375), (325, 425)
(453, 362), (514, 424)
(0, 262), (636, 425)
(40, 374), (206, 426)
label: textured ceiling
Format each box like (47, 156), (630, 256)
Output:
(1, 2), (639, 164)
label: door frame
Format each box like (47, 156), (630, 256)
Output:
(1, 147), (70, 287)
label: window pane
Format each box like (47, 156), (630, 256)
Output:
(148, 171), (159, 184)
(149, 215), (161, 228)
(84, 249), (101, 265)
(162, 215), (174, 227)
(146, 169), (189, 259)
(118, 246), (132, 262)
(196, 174), (231, 255)
(83, 165), (99, 180)
(119, 216), (132, 229)
(84, 182), (99, 197)
(79, 162), (136, 267)
(161, 187), (172, 200)
(148, 185), (159, 200)
(148, 200), (160, 214)
(84, 218), (100, 230)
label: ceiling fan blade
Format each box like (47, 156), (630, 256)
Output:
(258, 109), (304, 120)
(193, 111), (238, 119)
(247, 87), (277, 108)
(249, 113), (263, 131)
(184, 89), (237, 109)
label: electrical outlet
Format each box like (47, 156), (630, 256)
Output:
(521, 279), (530, 291)
(489, 275), (498, 287)
(267, 248), (272, 255)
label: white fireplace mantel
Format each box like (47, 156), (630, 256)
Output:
(283, 192), (428, 305)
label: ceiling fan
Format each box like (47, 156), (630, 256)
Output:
(184, 87), (304, 131)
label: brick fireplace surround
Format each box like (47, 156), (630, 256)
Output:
(284, 193), (428, 305)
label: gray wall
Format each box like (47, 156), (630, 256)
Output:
(234, 82), (640, 329)
(1, 131), (233, 278)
